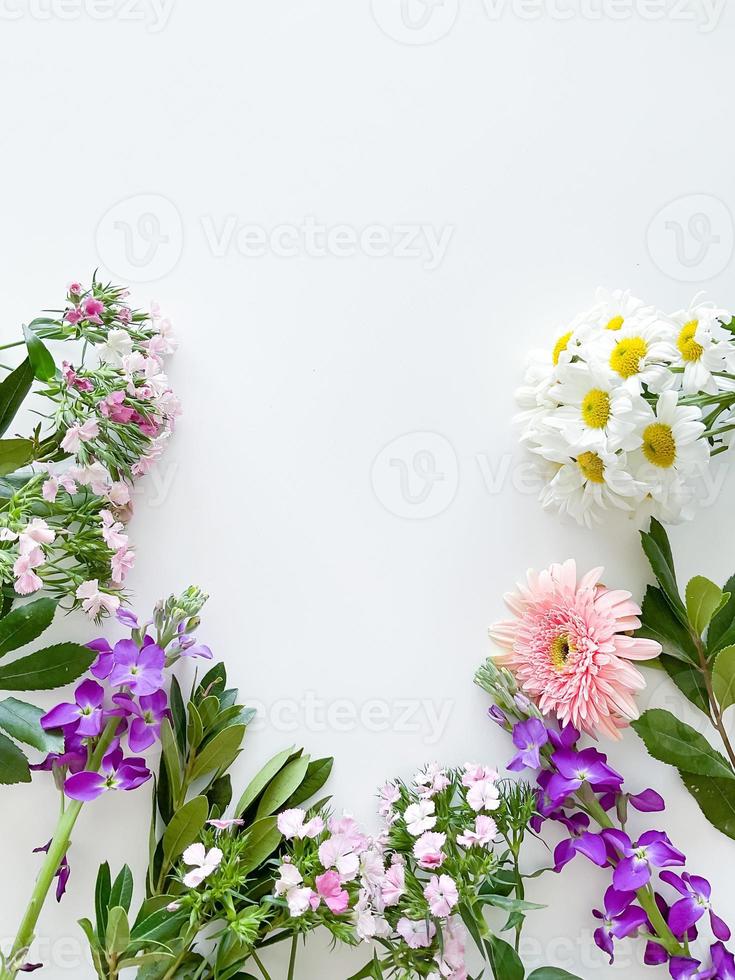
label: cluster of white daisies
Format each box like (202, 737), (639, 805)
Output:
(517, 289), (735, 526)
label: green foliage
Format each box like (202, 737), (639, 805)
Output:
(631, 710), (735, 781)
(0, 359), (34, 437)
(22, 324), (56, 382)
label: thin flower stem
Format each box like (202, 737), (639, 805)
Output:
(251, 950), (274, 980)
(0, 340), (24, 352)
(692, 631), (735, 771)
(287, 933), (298, 980)
(0, 718), (119, 979)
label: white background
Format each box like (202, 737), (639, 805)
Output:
(1, 0), (734, 976)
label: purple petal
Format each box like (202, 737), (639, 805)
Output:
(669, 897), (703, 938)
(575, 831), (608, 867)
(75, 710), (104, 738)
(128, 717), (157, 753)
(593, 926), (614, 963)
(601, 828), (632, 856)
(75, 679), (104, 709)
(711, 942), (735, 978)
(644, 941), (669, 966)
(90, 652), (113, 680)
(710, 910), (732, 942)
(546, 773), (578, 803)
(112, 638), (139, 666)
(612, 904), (648, 939)
(687, 875), (711, 901)
(660, 870), (688, 896)
(629, 788), (665, 812)
(646, 839), (687, 869)
(613, 855), (651, 891)
(181, 642), (213, 660)
(604, 886), (636, 918)
(553, 839), (577, 872)
(669, 956), (705, 979)
(116, 608), (139, 628)
(87, 638), (112, 655)
(40, 703), (78, 730)
(116, 760), (151, 791)
(488, 705), (507, 727)
(138, 643), (165, 669)
(64, 771), (106, 801)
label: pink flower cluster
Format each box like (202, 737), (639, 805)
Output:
(1, 519), (58, 596)
(273, 762), (505, 980)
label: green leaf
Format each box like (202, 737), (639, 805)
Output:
(0, 642), (96, 691)
(641, 521), (686, 620)
(488, 934), (524, 980)
(658, 656), (709, 716)
(169, 676), (187, 756)
(77, 917), (101, 954)
(0, 730), (30, 783)
(189, 725), (246, 782)
(239, 816), (282, 874)
(283, 756), (333, 809)
(686, 576), (727, 636)
(681, 773), (735, 841)
(196, 662), (228, 700)
(631, 709), (735, 780)
(159, 717), (182, 803)
(95, 862), (112, 939)
(636, 586), (699, 663)
(0, 359), (33, 437)
(131, 902), (188, 943)
(256, 754), (310, 818)
(235, 745), (295, 818)
(0, 697), (63, 751)
(162, 795), (208, 867)
(0, 438), (34, 476)
(186, 701), (204, 750)
(708, 574), (735, 655)
(105, 906), (130, 957)
(713, 645), (735, 713)
(109, 865), (134, 914)
(23, 324), (56, 382)
(528, 971), (584, 980)
(0, 597), (57, 658)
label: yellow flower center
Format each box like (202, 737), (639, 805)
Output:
(552, 331), (573, 366)
(605, 315), (624, 331)
(581, 388), (611, 429)
(550, 633), (573, 671)
(577, 451), (605, 483)
(677, 320), (704, 363)
(610, 336), (648, 379)
(642, 422), (677, 468)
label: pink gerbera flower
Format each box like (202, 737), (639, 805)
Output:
(489, 559), (661, 739)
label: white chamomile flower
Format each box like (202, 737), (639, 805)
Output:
(661, 301), (732, 394)
(628, 390), (709, 523)
(586, 287), (657, 335)
(546, 361), (650, 452)
(535, 446), (642, 528)
(586, 317), (674, 395)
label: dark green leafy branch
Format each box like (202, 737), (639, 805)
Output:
(632, 518), (735, 839)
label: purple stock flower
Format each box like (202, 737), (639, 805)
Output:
(669, 956), (716, 979)
(660, 872), (731, 942)
(593, 886), (648, 963)
(645, 940), (669, 966)
(108, 639), (165, 696)
(32, 841), (70, 902)
(64, 747), (151, 801)
(488, 705), (508, 728)
(175, 625), (213, 660)
(629, 788), (665, 812)
(553, 812), (608, 873)
(40, 680), (106, 737)
(605, 829), (686, 891)
(116, 608), (139, 628)
(507, 719), (548, 772)
(548, 723), (580, 751)
(711, 942), (735, 979)
(547, 747), (624, 803)
(113, 690), (169, 752)
(30, 728), (88, 775)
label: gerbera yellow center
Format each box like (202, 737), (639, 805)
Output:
(577, 451), (605, 483)
(552, 331), (573, 366)
(605, 315), (624, 331)
(581, 388), (611, 429)
(642, 422), (677, 468)
(677, 319), (704, 363)
(610, 336), (648, 379)
(550, 633), (573, 671)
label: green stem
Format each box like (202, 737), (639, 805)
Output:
(691, 632), (735, 770)
(1, 718), (119, 979)
(287, 933), (298, 980)
(578, 785), (684, 957)
(0, 340), (24, 352)
(251, 950), (273, 980)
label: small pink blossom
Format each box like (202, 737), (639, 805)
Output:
(111, 547), (135, 584)
(98, 390), (136, 424)
(75, 580), (120, 618)
(62, 361), (94, 392)
(457, 815), (497, 848)
(277, 808), (324, 840)
(100, 510), (128, 550)
(381, 863), (405, 907)
(315, 870), (349, 915)
(81, 296), (105, 318)
(107, 481), (131, 506)
(424, 874), (459, 918)
(413, 831), (446, 870)
(207, 818), (245, 830)
(404, 798), (436, 836)
(72, 462), (110, 495)
(65, 308), (83, 325)
(415, 762), (451, 798)
(13, 548), (44, 595)
(181, 843), (222, 888)
(68, 282), (82, 295)
(61, 419), (99, 453)
(19, 519), (55, 554)
(396, 917), (436, 949)
(461, 763), (497, 788)
(318, 834), (360, 881)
